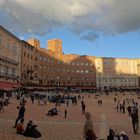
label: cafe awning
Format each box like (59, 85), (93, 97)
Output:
(0, 81), (21, 90)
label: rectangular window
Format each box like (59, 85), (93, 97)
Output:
(5, 66), (8, 74)
(72, 62), (75, 65)
(58, 60), (61, 64)
(81, 70), (84, 73)
(7, 39), (10, 48)
(44, 57), (46, 61)
(24, 52), (26, 57)
(12, 44), (17, 53)
(11, 68), (15, 76)
(85, 70), (89, 73)
(76, 70), (79, 73)
(51, 60), (54, 63)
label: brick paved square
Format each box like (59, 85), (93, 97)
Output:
(0, 92), (140, 140)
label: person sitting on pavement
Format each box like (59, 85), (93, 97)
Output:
(16, 118), (24, 134)
(24, 120), (41, 138)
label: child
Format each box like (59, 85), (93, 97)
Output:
(16, 118), (24, 134)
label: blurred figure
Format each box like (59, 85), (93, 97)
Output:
(83, 112), (97, 140)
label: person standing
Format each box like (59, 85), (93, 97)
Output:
(116, 104), (119, 112)
(122, 104), (125, 114)
(82, 103), (86, 114)
(64, 109), (67, 118)
(127, 105), (132, 116)
(81, 100), (86, 114)
(131, 106), (139, 134)
(31, 95), (34, 104)
(13, 103), (25, 128)
(0, 98), (4, 112)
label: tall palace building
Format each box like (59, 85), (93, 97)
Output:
(0, 25), (140, 89)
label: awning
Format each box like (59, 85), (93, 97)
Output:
(75, 86), (97, 90)
(0, 81), (21, 90)
(120, 86), (139, 90)
(22, 86), (52, 90)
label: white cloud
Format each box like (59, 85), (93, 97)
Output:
(0, 0), (140, 41)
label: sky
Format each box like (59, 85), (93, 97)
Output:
(0, 0), (140, 58)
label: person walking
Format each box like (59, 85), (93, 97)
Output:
(131, 106), (139, 134)
(83, 112), (97, 140)
(13, 103), (25, 128)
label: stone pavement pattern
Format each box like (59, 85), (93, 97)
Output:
(0, 92), (140, 140)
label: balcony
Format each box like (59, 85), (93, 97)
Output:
(0, 72), (5, 76)
(0, 72), (19, 79)
(0, 55), (19, 65)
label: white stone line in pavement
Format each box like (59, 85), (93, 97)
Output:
(0, 118), (130, 126)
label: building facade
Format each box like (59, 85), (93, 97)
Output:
(0, 26), (21, 83)
(27, 39), (96, 87)
(21, 41), (39, 85)
(137, 59), (140, 86)
(0, 25), (140, 88)
(95, 57), (139, 88)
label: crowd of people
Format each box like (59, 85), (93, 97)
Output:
(0, 88), (139, 140)
(114, 94), (139, 135)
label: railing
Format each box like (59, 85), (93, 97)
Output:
(0, 72), (19, 79)
(0, 55), (19, 65)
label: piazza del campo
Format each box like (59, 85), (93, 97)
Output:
(0, 1), (140, 140)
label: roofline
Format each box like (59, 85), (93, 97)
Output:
(27, 38), (40, 42)
(47, 39), (62, 41)
(21, 40), (36, 48)
(96, 56), (140, 60)
(0, 25), (21, 42)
